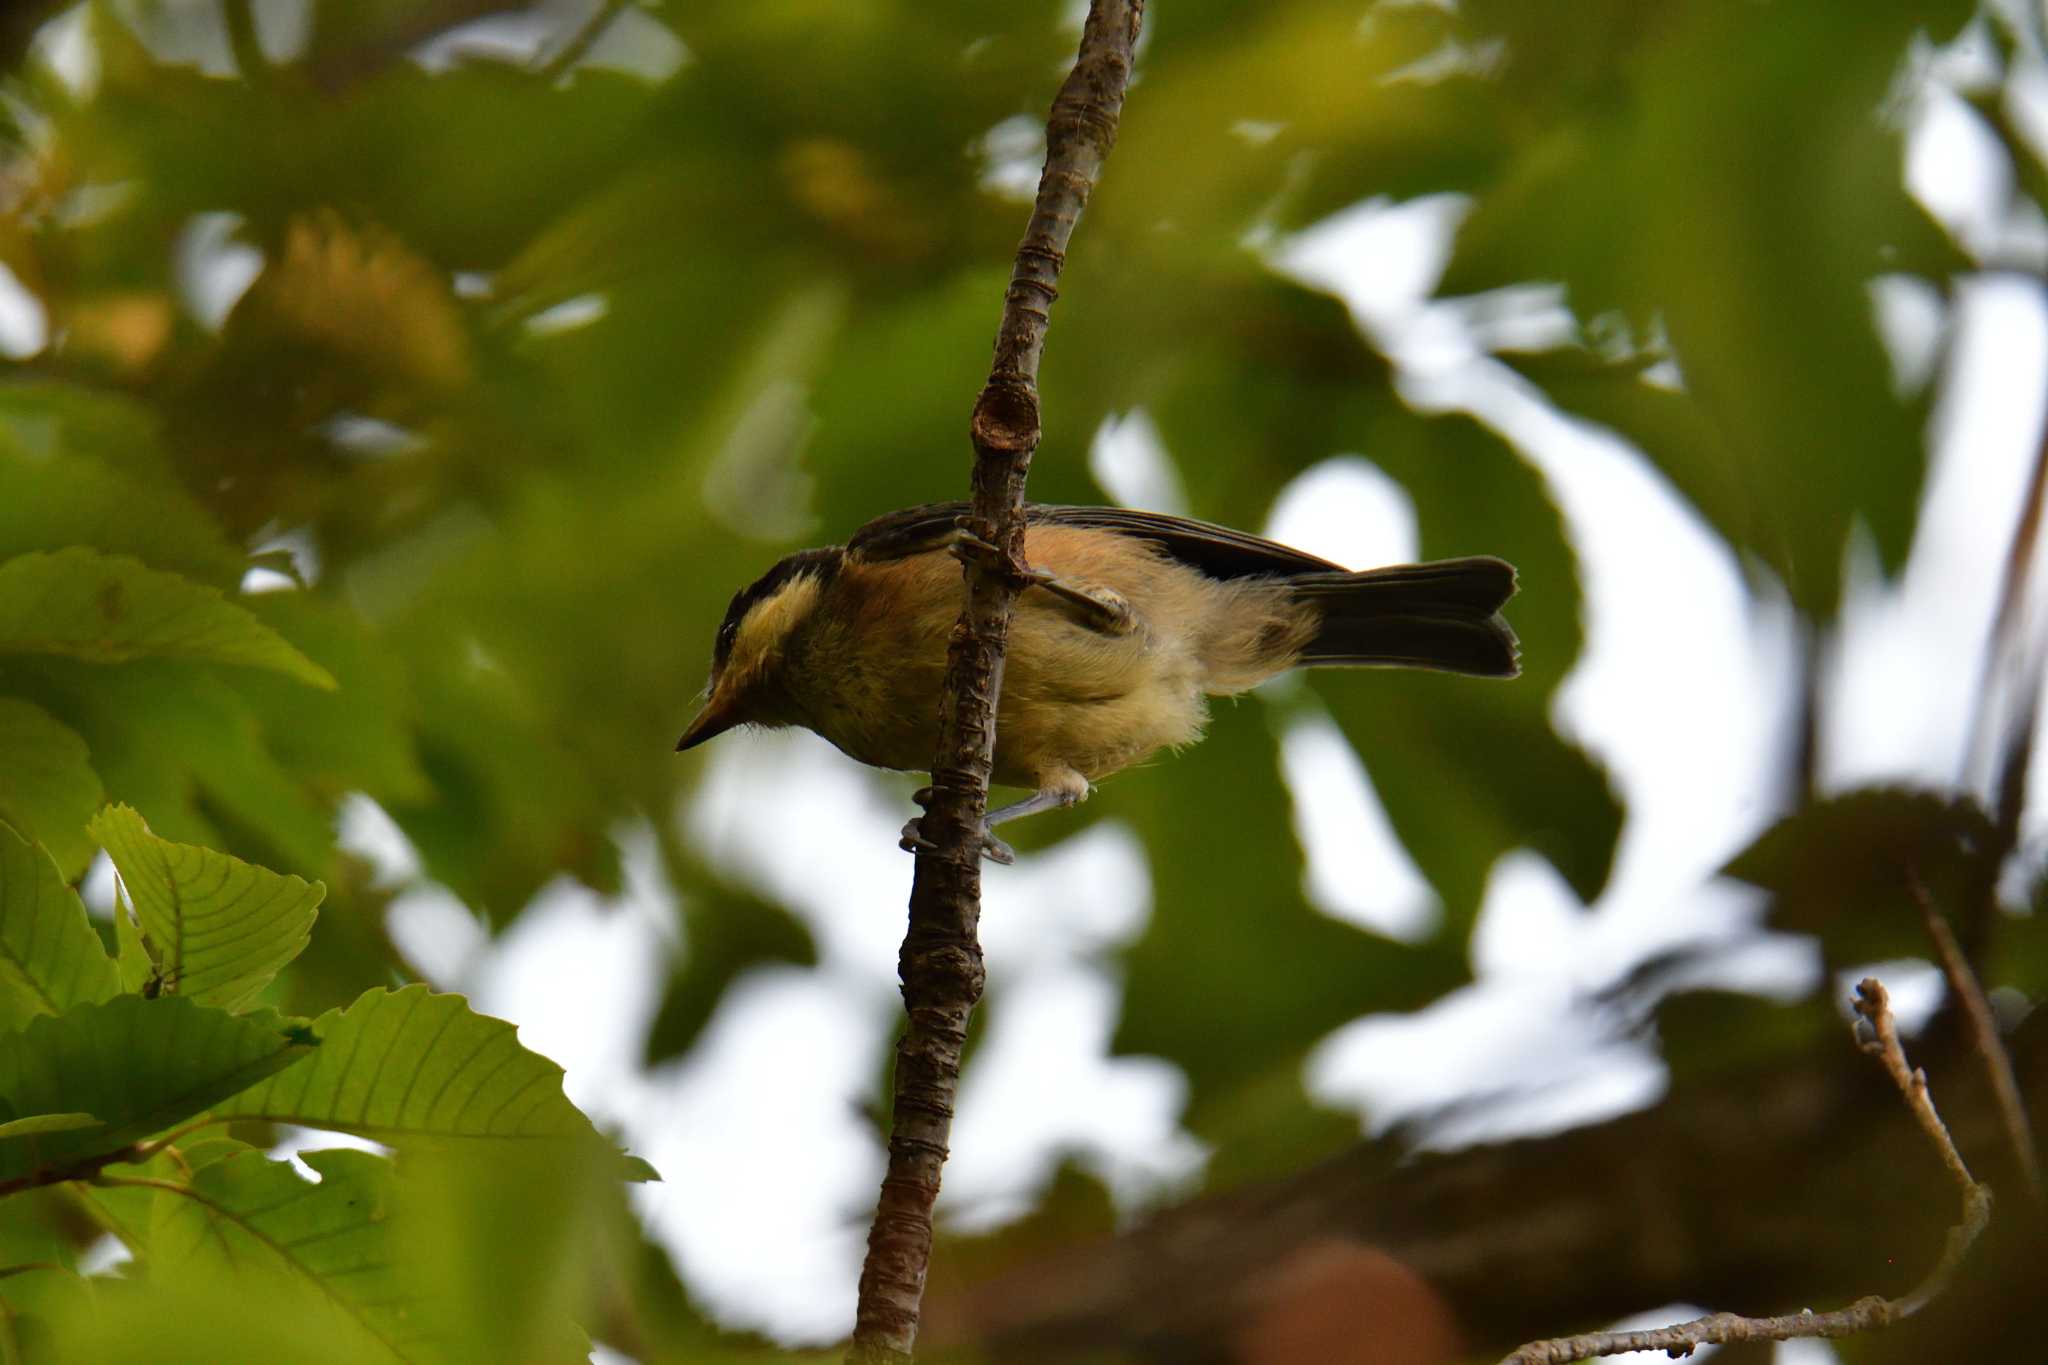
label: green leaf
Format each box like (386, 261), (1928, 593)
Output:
(1722, 788), (1995, 966)
(89, 805), (323, 1013)
(0, 820), (120, 1030)
(214, 984), (616, 1152)
(1655, 989), (1837, 1081)
(0, 548), (336, 688)
(386, 1144), (602, 1364)
(14, 660), (338, 877)
(0, 697), (102, 880)
(66, 1139), (252, 1259)
(1105, 706), (1468, 1135)
(111, 882), (153, 996)
(1441, 3), (1950, 612)
(0, 1113), (101, 1139)
(0, 995), (314, 1184)
(0, 423), (243, 588)
(0, 1260), (97, 1365)
(1315, 413), (1620, 920)
(19, 1274), (368, 1365)
(237, 593), (431, 804)
(147, 1149), (420, 1362)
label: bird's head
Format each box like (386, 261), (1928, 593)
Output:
(677, 547), (842, 751)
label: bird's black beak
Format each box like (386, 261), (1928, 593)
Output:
(676, 689), (744, 752)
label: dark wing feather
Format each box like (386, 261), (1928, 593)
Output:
(845, 502), (974, 562)
(1028, 504), (1347, 579)
(847, 501), (1351, 580)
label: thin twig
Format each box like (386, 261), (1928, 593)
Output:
(1496, 977), (1992, 1365)
(1907, 871), (2044, 1205)
(845, 5), (1144, 1362)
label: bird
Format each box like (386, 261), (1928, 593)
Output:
(677, 502), (1518, 862)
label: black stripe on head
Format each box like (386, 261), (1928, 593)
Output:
(712, 547), (842, 673)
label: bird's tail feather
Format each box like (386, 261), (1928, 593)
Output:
(1289, 556), (1519, 678)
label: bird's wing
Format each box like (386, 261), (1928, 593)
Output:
(847, 502), (1350, 580)
(845, 502), (973, 562)
(1028, 504), (1346, 580)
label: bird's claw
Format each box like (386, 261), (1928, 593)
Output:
(948, 529), (1007, 568)
(899, 815), (1016, 865)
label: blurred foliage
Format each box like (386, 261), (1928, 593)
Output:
(0, 0), (2042, 1361)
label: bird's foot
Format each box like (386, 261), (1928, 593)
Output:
(1036, 577), (1133, 633)
(947, 528), (1011, 572)
(899, 814), (1017, 865)
(947, 532), (1133, 633)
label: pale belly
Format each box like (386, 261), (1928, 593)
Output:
(795, 597), (1209, 789)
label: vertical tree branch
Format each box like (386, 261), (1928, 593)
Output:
(846, 5), (1144, 1361)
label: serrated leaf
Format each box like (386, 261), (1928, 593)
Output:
(147, 1149), (419, 1362)
(0, 820), (120, 1030)
(215, 984), (613, 1152)
(111, 882), (153, 995)
(0, 548), (336, 688)
(0, 697), (102, 880)
(66, 1138), (258, 1257)
(0, 995), (313, 1184)
(90, 804), (323, 1012)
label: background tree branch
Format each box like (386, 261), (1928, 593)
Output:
(1498, 978), (1993, 1364)
(930, 996), (2046, 1364)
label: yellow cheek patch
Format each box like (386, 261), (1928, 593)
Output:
(726, 573), (824, 684)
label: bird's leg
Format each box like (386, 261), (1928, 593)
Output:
(948, 530), (1135, 634)
(899, 770), (1089, 865)
(901, 785), (1014, 863)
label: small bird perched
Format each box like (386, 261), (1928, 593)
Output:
(678, 502), (1518, 861)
